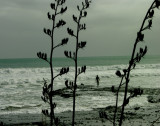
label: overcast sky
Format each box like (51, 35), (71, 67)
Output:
(0, 0), (160, 59)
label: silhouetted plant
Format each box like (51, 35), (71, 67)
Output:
(0, 122), (4, 126)
(117, 1), (160, 126)
(37, 0), (69, 126)
(100, 0), (160, 126)
(64, 0), (91, 125)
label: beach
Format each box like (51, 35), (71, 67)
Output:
(0, 103), (160, 126)
(0, 85), (160, 126)
(0, 56), (160, 125)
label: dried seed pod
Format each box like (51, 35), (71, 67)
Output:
(73, 15), (77, 22)
(83, 11), (87, 17)
(61, 38), (69, 45)
(64, 51), (68, 57)
(115, 70), (122, 77)
(137, 32), (144, 41)
(148, 10), (154, 18)
(67, 28), (74, 36)
(148, 20), (152, 29)
(60, 7), (67, 14)
(50, 3), (55, 10)
(140, 48), (143, 54)
(47, 12), (51, 20)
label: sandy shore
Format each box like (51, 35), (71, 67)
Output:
(1, 85), (160, 126)
(0, 103), (160, 126)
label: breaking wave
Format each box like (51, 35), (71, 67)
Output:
(0, 63), (160, 114)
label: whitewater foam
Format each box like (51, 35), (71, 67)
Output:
(0, 63), (160, 114)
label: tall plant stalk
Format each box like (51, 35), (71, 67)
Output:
(113, 77), (124, 126)
(64, 0), (91, 125)
(116, 1), (160, 126)
(37, 0), (69, 126)
(99, 0), (160, 126)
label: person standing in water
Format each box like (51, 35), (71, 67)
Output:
(96, 75), (100, 87)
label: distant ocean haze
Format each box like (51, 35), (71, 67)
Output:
(0, 55), (160, 114)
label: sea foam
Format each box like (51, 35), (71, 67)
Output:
(0, 63), (160, 114)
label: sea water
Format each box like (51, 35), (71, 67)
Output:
(0, 56), (160, 114)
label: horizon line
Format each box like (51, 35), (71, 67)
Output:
(0, 54), (160, 60)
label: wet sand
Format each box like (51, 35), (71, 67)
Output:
(0, 85), (160, 126)
(0, 103), (160, 126)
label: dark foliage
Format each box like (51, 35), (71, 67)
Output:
(100, 0), (160, 126)
(37, 0), (68, 125)
(117, 1), (160, 126)
(64, 0), (91, 126)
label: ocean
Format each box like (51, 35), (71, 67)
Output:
(0, 55), (160, 115)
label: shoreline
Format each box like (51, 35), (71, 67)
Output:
(0, 103), (160, 126)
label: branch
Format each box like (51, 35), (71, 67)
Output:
(53, 38), (69, 50)
(56, 6), (67, 15)
(65, 80), (75, 92)
(53, 73), (61, 80)
(67, 28), (77, 38)
(119, 1), (157, 125)
(79, 23), (86, 31)
(77, 65), (86, 76)
(53, 67), (69, 80)
(54, 19), (66, 28)
(37, 52), (50, 64)
(43, 28), (52, 37)
(113, 76), (124, 126)
(64, 51), (75, 60)
(53, 43), (61, 50)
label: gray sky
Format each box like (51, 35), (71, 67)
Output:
(0, 0), (160, 59)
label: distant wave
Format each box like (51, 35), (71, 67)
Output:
(1, 104), (42, 111)
(1, 64), (160, 86)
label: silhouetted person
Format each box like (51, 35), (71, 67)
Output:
(111, 85), (115, 92)
(96, 75), (100, 87)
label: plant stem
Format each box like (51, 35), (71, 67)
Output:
(50, 2), (58, 126)
(113, 77), (124, 126)
(72, 12), (81, 126)
(119, 1), (155, 126)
